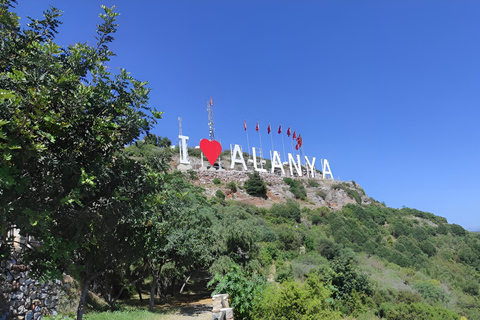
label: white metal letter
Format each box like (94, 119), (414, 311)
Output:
(231, 144), (247, 170)
(304, 156), (316, 178)
(322, 159), (334, 179)
(252, 147), (266, 172)
(271, 151), (285, 176)
(288, 153), (302, 177)
(178, 135), (190, 164)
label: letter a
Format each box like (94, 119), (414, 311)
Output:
(322, 159), (334, 179)
(230, 144), (247, 170)
(271, 151), (285, 176)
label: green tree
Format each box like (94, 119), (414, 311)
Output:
(244, 171), (267, 198)
(0, 3), (162, 319)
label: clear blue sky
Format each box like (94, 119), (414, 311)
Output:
(13, 1), (480, 230)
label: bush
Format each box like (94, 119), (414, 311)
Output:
(270, 199), (301, 223)
(379, 302), (460, 320)
(227, 181), (237, 193)
(244, 171), (267, 198)
(254, 273), (342, 320)
(412, 280), (449, 304)
(213, 177), (221, 185)
(208, 264), (266, 320)
(316, 190), (327, 199)
(332, 183), (362, 204)
(449, 224), (466, 237)
(308, 179), (319, 187)
(283, 177), (307, 200)
(215, 189), (225, 200)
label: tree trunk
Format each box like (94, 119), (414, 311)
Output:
(76, 280), (90, 320)
(179, 273), (192, 294)
(136, 282), (143, 302)
(149, 272), (157, 311)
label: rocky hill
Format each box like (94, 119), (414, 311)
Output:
(171, 150), (374, 211)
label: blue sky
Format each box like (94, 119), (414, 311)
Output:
(14, 1), (480, 230)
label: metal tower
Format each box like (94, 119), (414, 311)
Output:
(207, 97), (215, 141)
(178, 117), (182, 136)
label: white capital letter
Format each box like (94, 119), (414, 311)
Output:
(252, 147), (266, 172)
(304, 156), (316, 178)
(231, 144), (247, 170)
(178, 135), (190, 164)
(322, 159), (333, 179)
(271, 151), (285, 176)
(288, 153), (302, 177)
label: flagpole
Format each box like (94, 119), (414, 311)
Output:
(269, 126), (274, 154)
(290, 133), (294, 154)
(280, 125), (286, 162)
(245, 121), (251, 159)
(257, 121), (263, 161)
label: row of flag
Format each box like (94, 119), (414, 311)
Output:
(244, 120), (304, 150)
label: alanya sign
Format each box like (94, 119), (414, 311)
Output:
(176, 98), (334, 179)
(177, 135), (334, 180)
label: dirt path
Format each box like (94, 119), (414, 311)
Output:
(153, 270), (213, 319)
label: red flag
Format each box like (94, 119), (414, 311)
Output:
(210, 97), (213, 106)
(298, 135), (303, 147)
(292, 131), (297, 140)
(278, 125), (282, 134)
(295, 144), (299, 150)
(244, 120), (247, 131)
(267, 123), (271, 134)
(287, 127), (291, 137)
(255, 121), (259, 132)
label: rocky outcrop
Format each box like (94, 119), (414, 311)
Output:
(188, 168), (371, 211)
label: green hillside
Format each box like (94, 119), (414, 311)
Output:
(121, 141), (480, 319)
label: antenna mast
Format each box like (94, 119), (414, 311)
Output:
(207, 97), (215, 141)
(178, 117), (182, 136)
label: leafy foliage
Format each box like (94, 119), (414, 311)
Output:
(208, 264), (265, 320)
(283, 177), (307, 200)
(244, 171), (267, 198)
(254, 273), (342, 320)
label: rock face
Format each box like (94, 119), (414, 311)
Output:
(189, 168), (371, 211)
(0, 257), (70, 320)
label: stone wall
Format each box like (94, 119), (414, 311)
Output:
(0, 256), (71, 320)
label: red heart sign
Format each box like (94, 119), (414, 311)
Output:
(200, 139), (222, 166)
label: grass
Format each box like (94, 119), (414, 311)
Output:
(84, 310), (170, 320)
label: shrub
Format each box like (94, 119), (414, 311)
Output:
(254, 273), (342, 320)
(283, 177), (307, 200)
(244, 171), (267, 198)
(412, 280), (449, 304)
(208, 264), (266, 320)
(215, 189), (225, 200)
(449, 224), (466, 237)
(379, 302), (460, 320)
(308, 179), (319, 187)
(311, 213), (322, 225)
(227, 181), (237, 193)
(420, 241), (437, 257)
(316, 190), (327, 199)
(332, 183), (362, 204)
(270, 199), (301, 223)
(213, 177), (221, 185)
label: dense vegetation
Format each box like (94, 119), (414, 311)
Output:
(2, 2), (480, 320)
